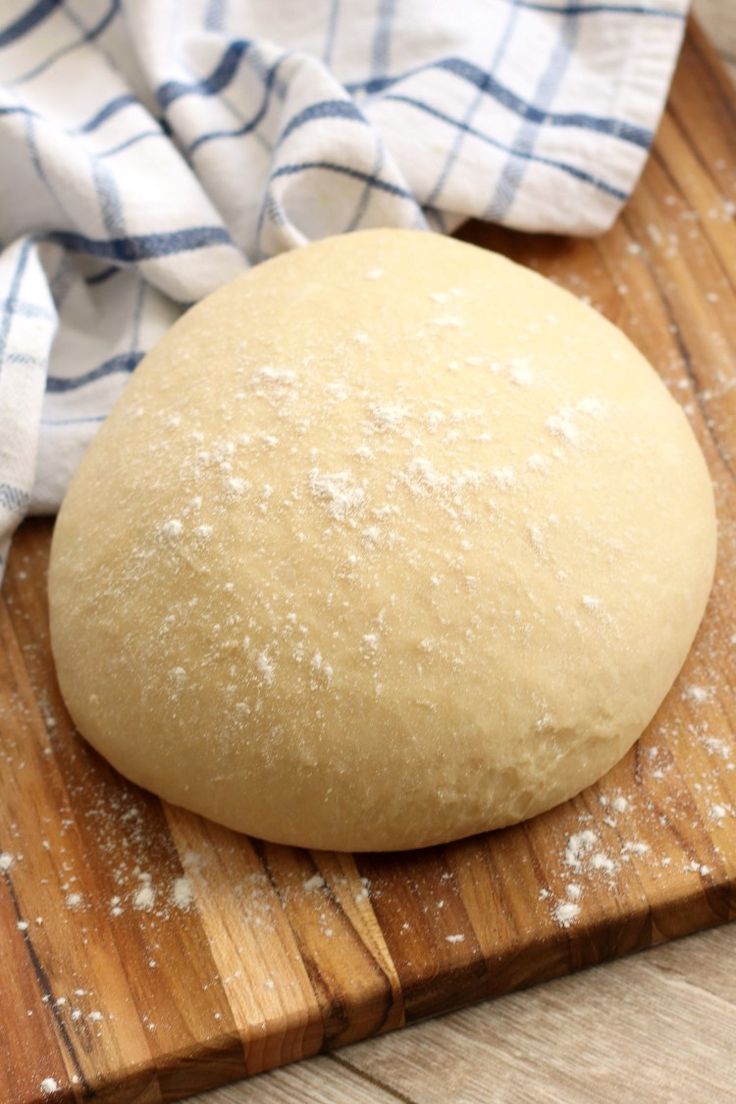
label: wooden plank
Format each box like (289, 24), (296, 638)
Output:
(199, 1054), (405, 1104)
(2, 19), (736, 1104)
(332, 925), (736, 1104)
(695, 0), (736, 83)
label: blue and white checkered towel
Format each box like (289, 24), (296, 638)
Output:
(0, 0), (688, 572)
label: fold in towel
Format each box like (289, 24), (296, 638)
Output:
(0, 0), (688, 571)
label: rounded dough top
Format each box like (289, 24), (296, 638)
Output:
(49, 229), (716, 851)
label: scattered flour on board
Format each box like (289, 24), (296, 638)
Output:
(304, 873), (325, 892)
(133, 874), (155, 911)
(563, 830), (598, 871)
(553, 901), (580, 927)
(172, 877), (194, 909)
(544, 747), (716, 928)
(681, 684), (715, 705)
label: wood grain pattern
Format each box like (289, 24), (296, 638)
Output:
(199, 925), (736, 1104)
(2, 19), (736, 1104)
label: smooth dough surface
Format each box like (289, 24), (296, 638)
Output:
(49, 229), (716, 851)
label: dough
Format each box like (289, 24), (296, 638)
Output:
(48, 229), (716, 852)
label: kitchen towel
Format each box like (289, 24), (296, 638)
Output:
(0, 0), (689, 572)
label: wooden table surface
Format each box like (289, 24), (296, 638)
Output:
(192, 5), (736, 1102)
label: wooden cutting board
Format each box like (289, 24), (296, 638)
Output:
(2, 20), (736, 1104)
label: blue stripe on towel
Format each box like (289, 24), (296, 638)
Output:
(47, 226), (232, 262)
(0, 0), (62, 49)
(157, 39), (251, 109)
(386, 93), (626, 199)
(46, 351), (144, 392)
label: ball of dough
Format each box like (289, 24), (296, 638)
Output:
(48, 229), (716, 852)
